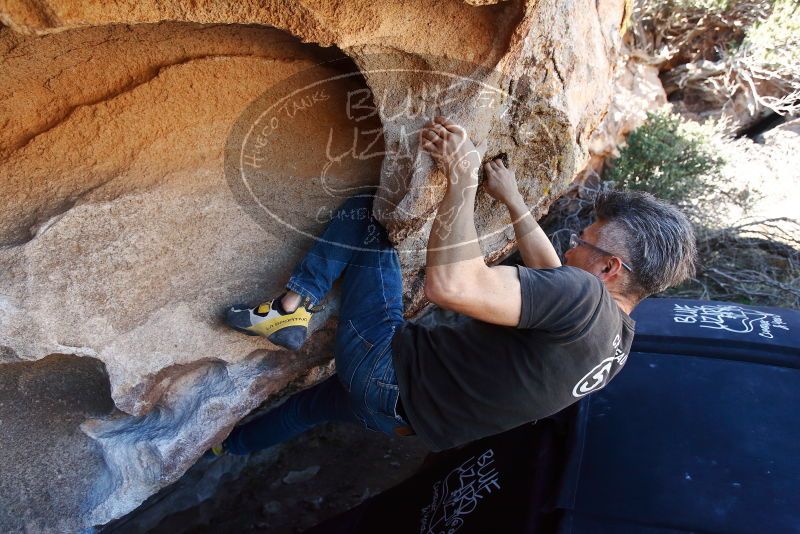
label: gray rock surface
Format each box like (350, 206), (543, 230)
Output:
(0, 0), (627, 530)
(0, 355), (113, 533)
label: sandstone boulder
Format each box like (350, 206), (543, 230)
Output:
(0, 0), (626, 530)
(582, 49), (668, 179)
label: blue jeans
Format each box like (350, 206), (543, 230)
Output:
(224, 192), (410, 455)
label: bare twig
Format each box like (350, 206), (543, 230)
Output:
(631, 0), (800, 126)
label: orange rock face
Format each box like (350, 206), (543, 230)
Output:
(0, 0), (626, 529)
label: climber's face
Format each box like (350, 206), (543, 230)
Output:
(563, 221), (630, 281)
(564, 222), (602, 272)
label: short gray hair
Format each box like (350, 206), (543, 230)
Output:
(594, 190), (697, 300)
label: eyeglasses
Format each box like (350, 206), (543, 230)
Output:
(568, 233), (634, 273)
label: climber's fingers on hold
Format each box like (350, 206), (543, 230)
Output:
(422, 117), (441, 134)
(421, 127), (444, 145)
(434, 115), (465, 135)
(431, 123), (448, 138)
(421, 139), (440, 154)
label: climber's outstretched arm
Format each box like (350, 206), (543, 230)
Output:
(420, 116), (522, 327)
(483, 158), (561, 269)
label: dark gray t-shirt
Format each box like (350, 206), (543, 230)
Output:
(391, 265), (636, 452)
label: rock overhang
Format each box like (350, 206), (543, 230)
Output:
(0, 0), (626, 529)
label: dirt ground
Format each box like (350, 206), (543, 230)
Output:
(148, 422), (431, 533)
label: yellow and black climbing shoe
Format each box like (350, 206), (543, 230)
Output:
(202, 443), (227, 461)
(225, 294), (323, 351)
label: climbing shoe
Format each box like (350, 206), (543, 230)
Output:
(202, 443), (227, 461)
(225, 294), (323, 351)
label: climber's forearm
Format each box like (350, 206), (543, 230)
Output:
(425, 167), (487, 297)
(505, 195), (561, 269)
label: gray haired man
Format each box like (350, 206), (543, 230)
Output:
(211, 116), (697, 456)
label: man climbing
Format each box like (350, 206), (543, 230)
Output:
(210, 115), (696, 456)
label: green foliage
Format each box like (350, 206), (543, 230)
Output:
(741, 0), (800, 68)
(636, 0), (731, 17)
(601, 110), (798, 307)
(632, 0), (799, 118)
(606, 110), (724, 209)
(664, 0), (733, 12)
